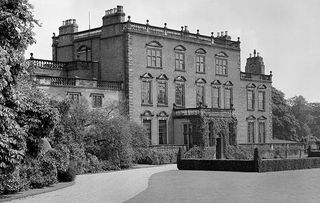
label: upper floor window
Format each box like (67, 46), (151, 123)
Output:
(157, 74), (168, 106)
(224, 81), (233, 109)
(140, 73), (153, 105)
(67, 92), (81, 103)
(211, 80), (221, 108)
(247, 83), (256, 111)
(258, 85), (267, 111)
(146, 41), (162, 68)
(215, 52), (228, 76)
(196, 78), (206, 107)
(258, 116), (266, 143)
(174, 45), (186, 71)
(247, 115), (256, 143)
(77, 45), (91, 61)
(90, 93), (103, 108)
(174, 76), (186, 107)
(195, 48), (206, 73)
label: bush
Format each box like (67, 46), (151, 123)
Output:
(134, 147), (178, 165)
(225, 145), (253, 160)
(184, 146), (216, 159)
(57, 164), (76, 182)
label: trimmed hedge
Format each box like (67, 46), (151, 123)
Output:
(177, 148), (320, 173)
(134, 147), (178, 165)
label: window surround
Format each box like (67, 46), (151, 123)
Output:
(223, 81), (233, 109)
(67, 91), (81, 103)
(90, 93), (104, 108)
(196, 78), (207, 107)
(258, 84), (267, 112)
(215, 52), (228, 76)
(157, 111), (169, 145)
(174, 76), (186, 108)
(195, 48), (206, 74)
(246, 83), (256, 111)
(211, 80), (222, 109)
(174, 45), (186, 72)
(156, 74), (168, 107)
(246, 115), (256, 144)
(258, 116), (267, 143)
(76, 45), (91, 61)
(146, 41), (162, 69)
(140, 73), (153, 106)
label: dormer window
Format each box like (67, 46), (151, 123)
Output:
(146, 41), (162, 68)
(215, 52), (228, 76)
(195, 48), (206, 73)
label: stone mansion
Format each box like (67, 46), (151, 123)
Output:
(30, 6), (273, 154)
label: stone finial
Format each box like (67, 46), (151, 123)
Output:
(164, 23), (167, 28)
(211, 32), (214, 37)
(249, 53), (252, 58)
(181, 26), (184, 31)
(53, 32), (55, 37)
(220, 31), (223, 36)
(254, 49), (256, 57)
(30, 53), (34, 59)
(237, 37), (240, 42)
(184, 26), (189, 32)
(270, 71), (273, 76)
(197, 29), (199, 35)
(217, 32), (220, 37)
(257, 52), (260, 57)
(146, 19), (149, 25)
(127, 16), (131, 22)
(225, 31), (228, 36)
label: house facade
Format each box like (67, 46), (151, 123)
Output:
(31, 6), (273, 152)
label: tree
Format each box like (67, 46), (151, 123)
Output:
(0, 0), (58, 172)
(272, 87), (300, 141)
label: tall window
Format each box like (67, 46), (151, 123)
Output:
(67, 92), (80, 103)
(157, 82), (168, 105)
(258, 121), (266, 143)
(215, 58), (228, 75)
(224, 88), (232, 109)
(247, 89), (255, 110)
(159, 120), (167, 144)
(196, 85), (205, 107)
(258, 91), (265, 111)
(141, 80), (152, 105)
(146, 41), (162, 68)
(143, 119), (152, 144)
(195, 48), (206, 73)
(212, 87), (220, 108)
(91, 94), (103, 108)
(209, 122), (214, 146)
(175, 52), (185, 71)
(175, 83), (185, 107)
(248, 121), (255, 143)
(196, 55), (205, 73)
(183, 123), (193, 146)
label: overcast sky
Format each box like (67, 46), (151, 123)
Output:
(27, 0), (320, 102)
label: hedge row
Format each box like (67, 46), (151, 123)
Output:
(177, 148), (320, 173)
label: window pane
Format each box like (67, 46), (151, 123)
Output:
(175, 83), (184, 106)
(158, 82), (167, 105)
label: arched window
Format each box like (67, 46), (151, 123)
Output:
(146, 41), (162, 68)
(195, 48), (206, 73)
(215, 51), (228, 76)
(174, 45), (186, 71)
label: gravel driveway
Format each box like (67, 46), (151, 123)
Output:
(6, 164), (177, 203)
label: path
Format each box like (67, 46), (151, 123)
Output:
(127, 168), (320, 203)
(6, 164), (177, 203)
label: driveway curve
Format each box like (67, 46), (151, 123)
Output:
(6, 164), (177, 203)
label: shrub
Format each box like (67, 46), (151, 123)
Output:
(184, 146), (216, 159)
(57, 164), (76, 182)
(225, 145), (253, 160)
(134, 147), (178, 165)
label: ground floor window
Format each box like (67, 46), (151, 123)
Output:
(209, 122), (214, 146)
(183, 123), (193, 147)
(258, 121), (266, 143)
(143, 119), (152, 144)
(247, 121), (255, 143)
(159, 120), (167, 144)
